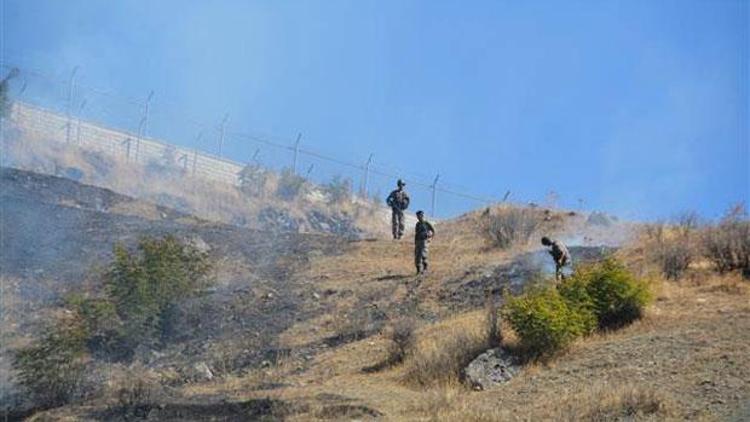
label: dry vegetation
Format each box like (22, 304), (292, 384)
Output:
(4, 133), (390, 236)
(171, 210), (750, 421)
(8, 175), (749, 420)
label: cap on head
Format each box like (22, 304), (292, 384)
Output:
(541, 236), (552, 246)
(416, 210), (424, 216)
(397, 179), (406, 187)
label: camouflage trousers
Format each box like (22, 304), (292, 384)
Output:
(415, 240), (429, 273)
(391, 208), (405, 239)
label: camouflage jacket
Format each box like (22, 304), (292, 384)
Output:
(415, 220), (435, 242)
(549, 241), (570, 265)
(386, 189), (410, 210)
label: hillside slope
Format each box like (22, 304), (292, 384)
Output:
(4, 169), (748, 421)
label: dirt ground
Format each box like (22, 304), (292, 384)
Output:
(7, 173), (749, 421)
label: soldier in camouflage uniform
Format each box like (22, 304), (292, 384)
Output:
(386, 179), (410, 240)
(542, 236), (571, 281)
(414, 210), (435, 275)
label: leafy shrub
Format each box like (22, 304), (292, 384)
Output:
(237, 163), (268, 197)
(702, 204), (750, 278)
(323, 175), (353, 204)
(106, 236), (212, 349)
(275, 168), (308, 201)
(504, 287), (594, 358)
(484, 207), (540, 249)
(560, 259), (651, 329)
(13, 314), (89, 408)
(14, 236), (212, 409)
(66, 295), (125, 359)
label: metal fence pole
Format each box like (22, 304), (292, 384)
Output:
(218, 113), (229, 157)
(75, 99), (86, 145)
(431, 173), (440, 217)
(292, 132), (301, 174)
(192, 131), (203, 176)
(135, 90), (154, 163)
(65, 66), (79, 144)
(361, 153), (373, 198)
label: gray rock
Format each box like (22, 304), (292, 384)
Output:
(463, 348), (520, 390)
(187, 361), (214, 382)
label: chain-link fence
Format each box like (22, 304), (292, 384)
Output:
(1, 63), (504, 218)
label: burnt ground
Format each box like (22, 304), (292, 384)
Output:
(0, 167), (351, 413)
(438, 246), (618, 310)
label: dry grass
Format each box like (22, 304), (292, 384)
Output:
(12, 191), (750, 421)
(4, 133), (391, 235)
(402, 311), (488, 387)
(403, 383), (674, 421)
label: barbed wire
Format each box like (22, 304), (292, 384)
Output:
(2, 61), (506, 213)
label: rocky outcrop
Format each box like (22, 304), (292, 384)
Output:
(463, 348), (520, 390)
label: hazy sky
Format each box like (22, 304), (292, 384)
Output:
(2, 0), (748, 220)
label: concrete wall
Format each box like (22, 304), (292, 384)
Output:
(10, 102), (244, 186)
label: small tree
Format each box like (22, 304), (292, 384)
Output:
(106, 236), (212, 349)
(559, 259), (652, 329)
(504, 286), (593, 359)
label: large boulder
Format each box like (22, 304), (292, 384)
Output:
(463, 348), (520, 390)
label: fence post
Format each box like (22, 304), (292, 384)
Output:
(75, 99), (86, 145)
(218, 113), (229, 157)
(65, 66), (79, 144)
(192, 131), (203, 176)
(431, 173), (440, 217)
(361, 153), (373, 198)
(502, 190), (511, 202)
(192, 149), (198, 176)
(292, 132), (302, 174)
(135, 90), (154, 163)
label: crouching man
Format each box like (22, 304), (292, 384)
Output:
(541, 236), (570, 281)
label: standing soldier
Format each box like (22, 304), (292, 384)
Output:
(541, 236), (571, 281)
(414, 210), (435, 275)
(386, 179), (410, 240)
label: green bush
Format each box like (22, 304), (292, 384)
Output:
(13, 236), (212, 409)
(106, 236), (212, 349)
(504, 286), (594, 358)
(13, 314), (89, 408)
(560, 259), (651, 329)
